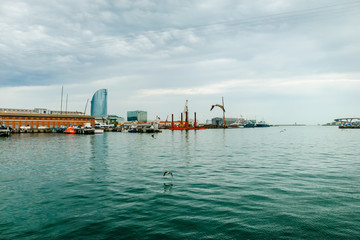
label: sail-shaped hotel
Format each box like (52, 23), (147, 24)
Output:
(91, 89), (107, 117)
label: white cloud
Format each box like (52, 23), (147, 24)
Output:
(1, 0), (360, 124)
(136, 73), (360, 99)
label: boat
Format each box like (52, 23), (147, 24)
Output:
(255, 121), (271, 127)
(20, 125), (31, 131)
(244, 120), (256, 128)
(0, 125), (11, 136)
(244, 123), (255, 128)
(64, 125), (76, 134)
(230, 117), (248, 127)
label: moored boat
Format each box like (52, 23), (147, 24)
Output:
(0, 125), (11, 136)
(244, 123), (255, 128)
(255, 121), (271, 127)
(244, 120), (256, 128)
(64, 125), (76, 134)
(230, 117), (248, 127)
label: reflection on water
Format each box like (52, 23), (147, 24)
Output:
(89, 134), (109, 176)
(163, 183), (173, 193)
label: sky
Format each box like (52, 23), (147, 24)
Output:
(1, 0), (359, 124)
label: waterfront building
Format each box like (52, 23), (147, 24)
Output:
(91, 115), (125, 127)
(127, 110), (147, 122)
(0, 108), (83, 115)
(107, 115), (125, 124)
(91, 89), (107, 117)
(212, 117), (238, 126)
(0, 112), (95, 129)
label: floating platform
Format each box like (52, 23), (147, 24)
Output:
(11, 128), (63, 133)
(128, 128), (162, 133)
(169, 127), (206, 130)
(75, 128), (96, 134)
(201, 124), (227, 129)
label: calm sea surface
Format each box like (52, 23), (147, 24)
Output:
(1, 127), (359, 239)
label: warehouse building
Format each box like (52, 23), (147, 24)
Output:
(0, 112), (95, 129)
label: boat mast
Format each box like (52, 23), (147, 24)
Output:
(65, 94), (68, 114)
(60, 86), (63, 114)
(84, 99), (89, 115)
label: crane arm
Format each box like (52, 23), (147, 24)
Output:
(210, 104), (225, 112)
(183, 100), (189, 113)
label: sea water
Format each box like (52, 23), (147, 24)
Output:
(0, 126), (359, 239)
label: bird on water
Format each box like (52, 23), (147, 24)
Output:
(163, 171), (173, 177)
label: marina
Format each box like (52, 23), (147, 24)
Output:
(0, 97), (313, 134)
(1, 1), (359, 239)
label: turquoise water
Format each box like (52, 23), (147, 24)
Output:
(1, 127), (359, 239)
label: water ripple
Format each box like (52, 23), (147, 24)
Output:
(1, 127), (360, 239)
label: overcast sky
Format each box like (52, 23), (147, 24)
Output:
(1, 0), (359, 124)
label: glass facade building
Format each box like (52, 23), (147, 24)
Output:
(91, 89), (108, 117)
(127, 111), (147, 122)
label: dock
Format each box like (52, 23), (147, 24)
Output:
(75, 128), (95, 134)
(10, 128), (96, 134)
(0, 126), (163, 135)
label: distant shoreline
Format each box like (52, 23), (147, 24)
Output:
(272, 124), (306, 127)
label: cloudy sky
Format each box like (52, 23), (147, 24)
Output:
(1, 0), (359, 124)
